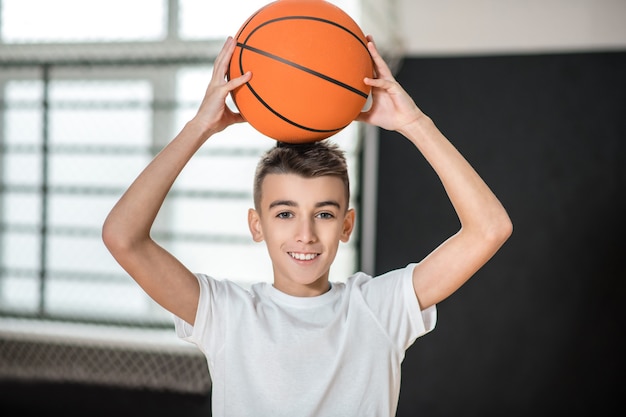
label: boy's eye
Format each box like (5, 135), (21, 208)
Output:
(276, 211), (293, 219)
(317, 212), (335, 219)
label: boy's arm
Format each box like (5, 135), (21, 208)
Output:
(101, 37), (251, 325)
(358, 37), (513, 310)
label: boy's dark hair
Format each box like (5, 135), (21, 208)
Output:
(253, 141), (350, 210)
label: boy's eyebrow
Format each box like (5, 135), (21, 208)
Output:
(316, 200), (342, 209)
(268, 200), (342, 209)
(269, 200), (297, 209)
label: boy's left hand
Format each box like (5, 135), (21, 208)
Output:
(356, 36), (423, 132)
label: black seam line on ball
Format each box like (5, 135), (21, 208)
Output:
(243, 78), (347, 134)
(243, 15), (370, 56)
(236, 42), (368, 100)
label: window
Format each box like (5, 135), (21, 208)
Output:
(0, 0), (362, 329)
(1, 0), (167, 43)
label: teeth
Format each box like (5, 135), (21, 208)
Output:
(289, 252), (318, 261)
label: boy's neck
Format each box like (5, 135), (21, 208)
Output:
(272, 280), (332, 297)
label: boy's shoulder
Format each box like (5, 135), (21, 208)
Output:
(194, 263), (416, 309)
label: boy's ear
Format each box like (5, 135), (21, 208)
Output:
(340, 208), (356, 243)
(248, 208), (264, 242)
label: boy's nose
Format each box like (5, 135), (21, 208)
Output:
(296, 218), (317, 243)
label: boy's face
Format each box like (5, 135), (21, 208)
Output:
(248, 173), (355, 297)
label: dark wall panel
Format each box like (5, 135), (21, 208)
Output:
(375, 51), (626, 416)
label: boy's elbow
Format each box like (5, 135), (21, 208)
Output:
(101, 217), (133, 255)
(101, 220), (119, 254)
(489, 212), (513, 247)
(469, 208), (512, 249)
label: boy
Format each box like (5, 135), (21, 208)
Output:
(102, 36), (512, 416)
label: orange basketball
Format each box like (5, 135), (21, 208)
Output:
(227, 0), (373, 143)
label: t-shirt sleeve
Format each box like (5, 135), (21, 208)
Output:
(361, 263), (437, 351)
(173, 273), (225, 357)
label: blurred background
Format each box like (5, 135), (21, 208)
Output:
(1, 0), (625, 416)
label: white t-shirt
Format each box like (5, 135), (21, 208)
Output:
(174, 263), (437, 417)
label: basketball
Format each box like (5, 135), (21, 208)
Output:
(227, 0), (373, 143)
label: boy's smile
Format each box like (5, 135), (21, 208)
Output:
(248, 173), (355, 297)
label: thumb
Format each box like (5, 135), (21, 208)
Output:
(227, 71), (252, 92)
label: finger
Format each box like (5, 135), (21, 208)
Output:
(364, 35), (378, 78)
(217, 37), (235, 67)
(212, 37), (236, 80)
(367, 41), (393, 80)
(364, 76), (394, 90)
(226, 71), (252, 92)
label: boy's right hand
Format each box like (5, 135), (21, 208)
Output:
(191, 36), (252, 139)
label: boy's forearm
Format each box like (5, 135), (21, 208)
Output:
(400, 116), (511, 308)
(104, 120), (210, 244)
(399, 116), (511, 236)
